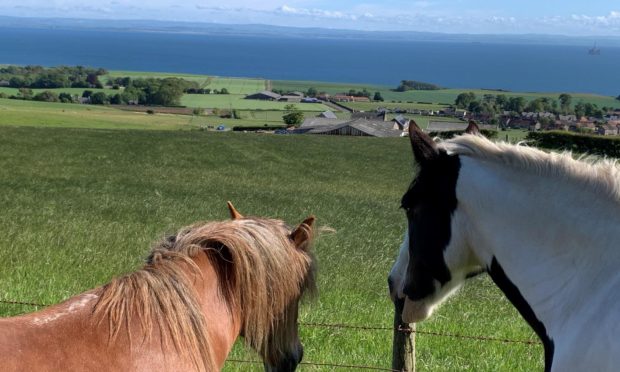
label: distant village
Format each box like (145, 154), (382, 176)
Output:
(3, 63), (617, 139)
(244, 89), (620, 138)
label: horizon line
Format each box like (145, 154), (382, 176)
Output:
(1, 14), (619, 41)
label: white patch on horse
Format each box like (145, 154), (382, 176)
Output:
(437, 135), (620, 370)
(32, 293), (99, 325)
(68, 293), (98, 312)
(389, 230), (409, 301)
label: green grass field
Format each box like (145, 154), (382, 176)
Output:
(0, 98), (199, 130)
(0, 87), (118, 97)
(0, 98), (289, 129)
(343, 101), (450, 112)
(235, 110), (349, 122)
(272, 79), (620, 109)
(272, 80), (384, 96)
(0, 126), (542, 371)
(405, 115), (528, 142)
(107, 70), (267, 94)
(379, 88), (620, 109)
(180, 94), (329, 111)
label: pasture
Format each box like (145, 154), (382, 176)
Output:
(0, 98), (292, 129)
(180, 94), (329, 111)
(378, 89), (620, 109)
(106, 70), (267, 95)
(343, 102), (450, 112)
(272, 80), (382, 96)
(0, 126), (542, 371)
(0, 87), (118, 97)
(272, 79), (620, 109)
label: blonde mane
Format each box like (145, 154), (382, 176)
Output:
(441, 134), (620, 202)
(93, 217), (316, 371)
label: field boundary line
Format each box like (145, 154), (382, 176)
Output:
(226, 358), (400, 371)
(0, 299), (540, 346)
(0, 299), (47, 307)
(301, 322), (540, 346)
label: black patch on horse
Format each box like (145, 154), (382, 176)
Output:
(488, 257), (554, 372)
(401, 149), (461, 300)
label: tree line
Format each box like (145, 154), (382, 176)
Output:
(0, 65), (107, 89)
(395, 80), (441, 92)
(454, 92), (609, 119)
(2, 77), (199, 106)
(274, 87), (384, 101)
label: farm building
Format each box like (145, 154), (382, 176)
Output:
(427, 121), (497, 133)
(455, 109), (468, 118)
(331, 95), (371, 102)
(503, 118), (539, 130)
(559, 114), (577, 122)
(303, 118), (402, 137)
(351, 111), (386, 120)
(597, 125), (619, 136)
(245, 91), (281, 101)
(438, 108), (466, 118)
(318, 111), (338, 119)
(299, 117), (349, 129)
(278, 95), (302, 102)
(392, 115), (410, 131)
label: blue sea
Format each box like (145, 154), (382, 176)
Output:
(1, 27), (619, 96)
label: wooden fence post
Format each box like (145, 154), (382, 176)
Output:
(392, 298), (415, 372)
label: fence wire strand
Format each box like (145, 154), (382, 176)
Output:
(0, 299), (539, 346)
(301, 322), (540, 346)
(0, 299), (46, 307)
(226, 358), (400, 371)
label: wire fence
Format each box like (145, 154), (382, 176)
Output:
(0, 298), (540, 371)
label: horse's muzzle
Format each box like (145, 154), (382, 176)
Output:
(263, 345), (304, 372)
(401, 297), (432, 323)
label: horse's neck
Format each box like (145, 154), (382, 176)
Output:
(191, 254), (242, 367)
(0, 292), (121, 369)
(458, 157), (620, 329)
(1, 256), (242, 370)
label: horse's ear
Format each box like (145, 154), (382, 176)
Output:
(291, 216), (315, 251)
(226, 201), (244, 220)
(408, 120), (439, 163)
(465, 120), (480, 135)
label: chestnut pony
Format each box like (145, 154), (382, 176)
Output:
(0, 202), (316, 372)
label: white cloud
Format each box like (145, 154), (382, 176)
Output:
(0, 2), (619, 36)
(276, 5), (359, 20)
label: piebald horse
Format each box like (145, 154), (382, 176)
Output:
(0, 202), (317, 372)
(389, 121), (620, 371)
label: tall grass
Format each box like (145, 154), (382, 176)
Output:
(0, 126), (542, 371)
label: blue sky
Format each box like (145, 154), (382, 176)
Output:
(1, 1), (619, 36)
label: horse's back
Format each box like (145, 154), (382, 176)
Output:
(0, 318), (30, 371)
